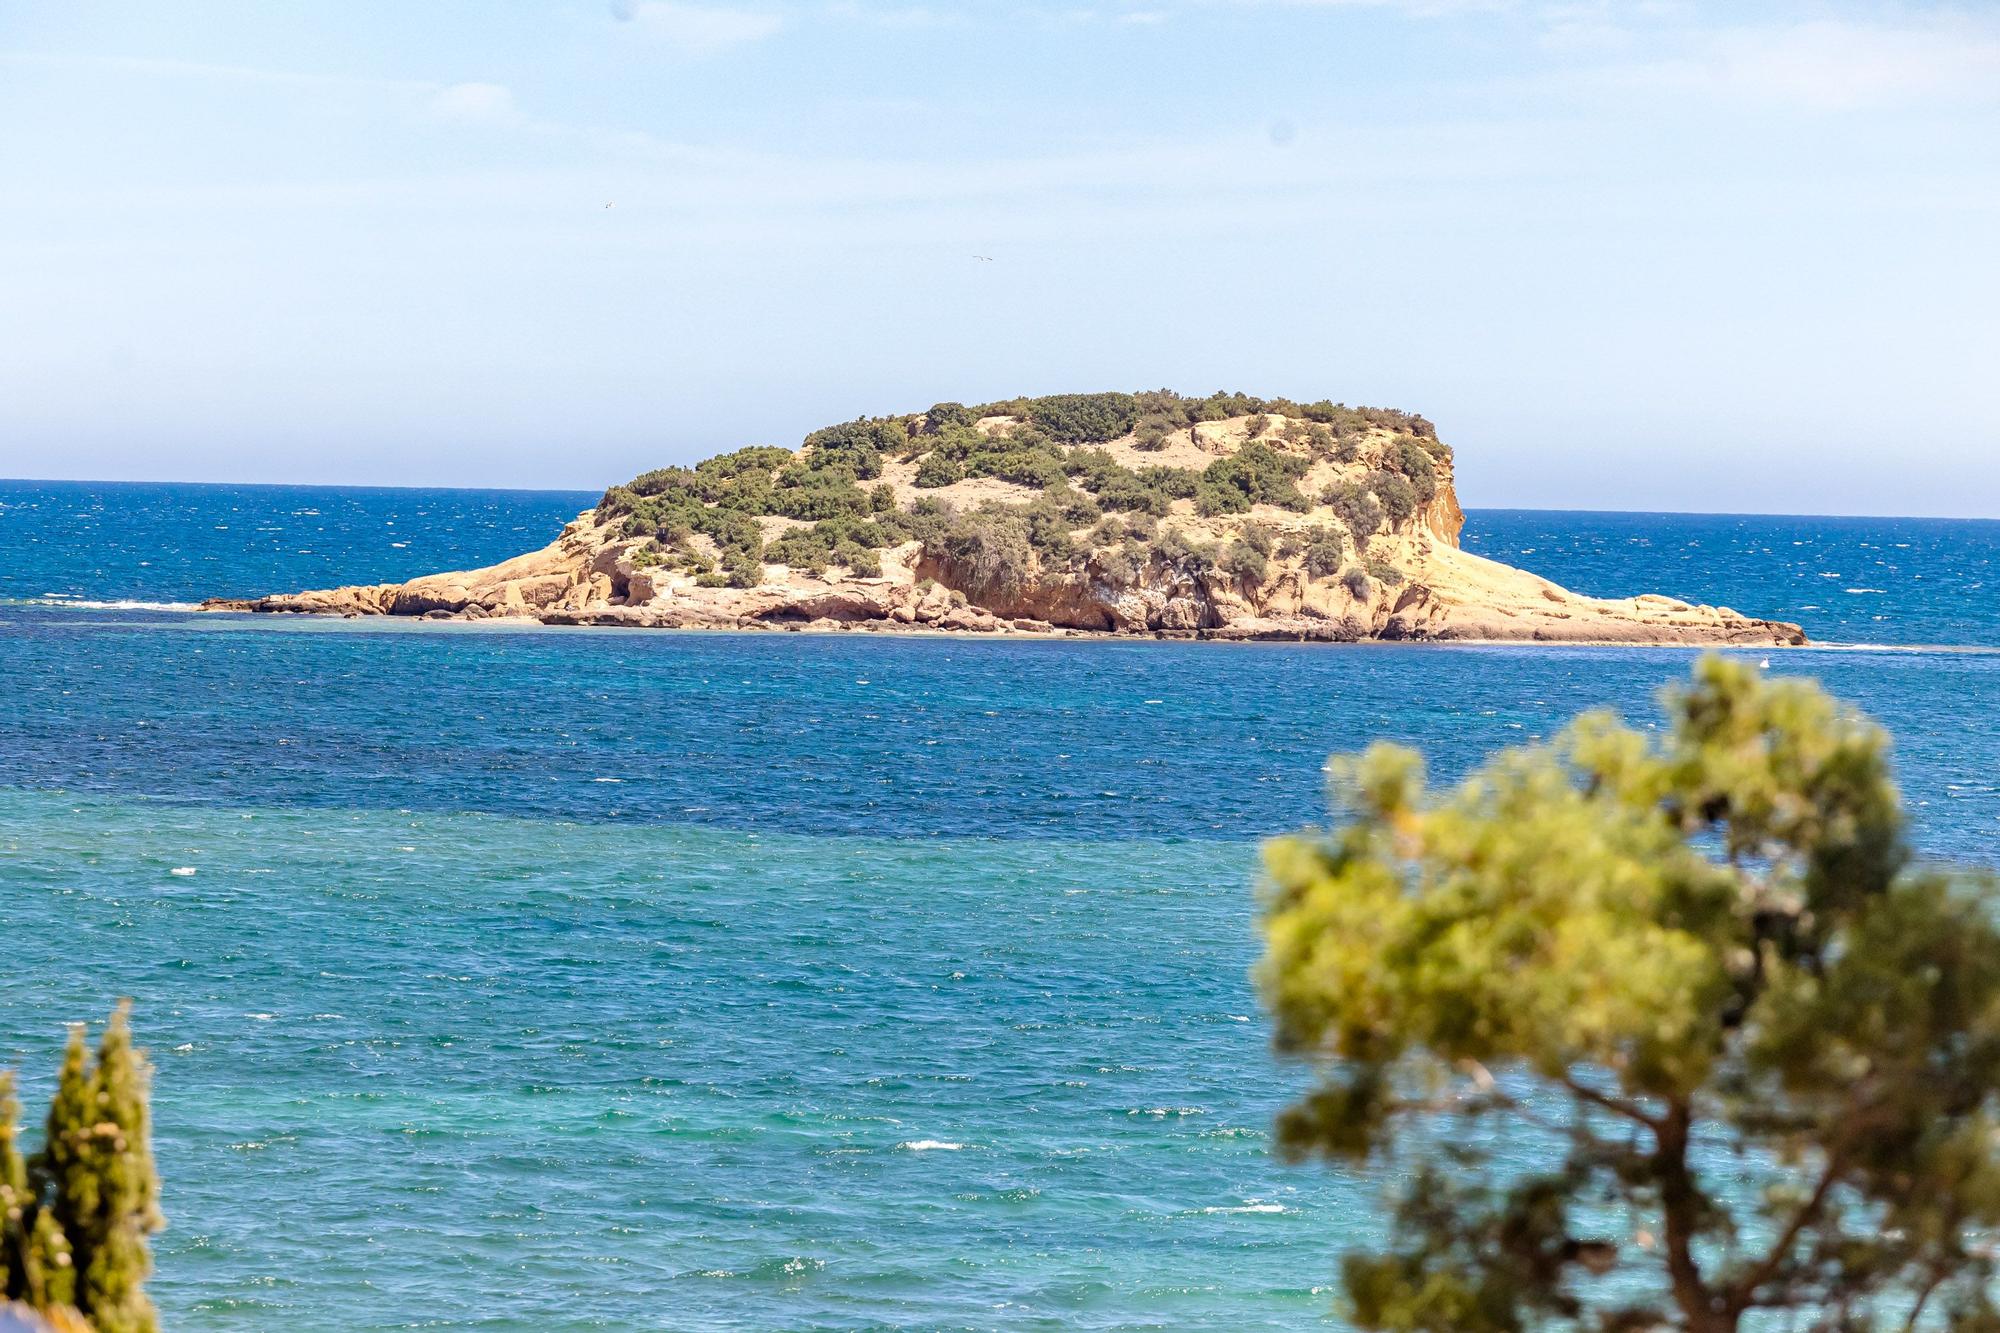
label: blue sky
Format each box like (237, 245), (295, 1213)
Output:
(1, 1), (1996, 515)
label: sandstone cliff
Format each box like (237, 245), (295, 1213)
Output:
(204, 394), (1805, 647)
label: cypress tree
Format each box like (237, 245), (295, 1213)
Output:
(29, 1207), (74, 1311)
(39, 1003), (162, 1333)
(80, 1004), (161, 1333)
(0, 1069), (75, 1312)
(33, 1026), (91, 1316)
(0, 1072), (25, 1300)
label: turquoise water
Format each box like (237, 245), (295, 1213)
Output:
(2, 480), (1998, 1329)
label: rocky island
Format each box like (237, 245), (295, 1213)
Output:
(204, 390), (1805, 645)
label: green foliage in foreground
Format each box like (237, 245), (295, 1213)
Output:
(2, 1002), (163, 1333)
(1259, 658), (2000, 1332)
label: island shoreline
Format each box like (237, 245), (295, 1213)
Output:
(201, 394), (1809, 649)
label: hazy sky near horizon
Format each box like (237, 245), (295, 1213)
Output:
(2, 1), (1996, 515)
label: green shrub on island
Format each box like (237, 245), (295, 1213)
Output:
(1294, 400), (1438, 441)
(1221, 540), (1269, 585)
(1322, 480), (1384, 543)
(1282, 419), (1338, 458)
(967, 395), (1031, 420)
(915, 422), (988, 461)
(922, 401), (974, 433)
(1025, 392), (1141, 444)
(1132, 414), (1175, 451)
(925, 509), (1036, 594)
(1195, 444), (1312, 516)
(833, 542), (882, 577)
(1092, 542), (1144, 589)
(914, 454), (964, 488)
(800, 418), (901, 477)
(1131, 388), (1186, 422)
(1154, 525), (1218, 573)
(693, 552), (763, 588)
(609, 490), (765, 565)
(1190, 390), (1268, 422)
(1086, 472), (1173, 517)
(1023, 503), (1076, 564)
(1364, 470), (1418, 525)
(1063, 452), (1193, 516)
(982, 448), (1069, 490)
(1137, 466), (1199, 500)
(1301, 528), (1347, 579)
(1365, 557), (1405, 588)
(936, 389), (1438, 443)
(765, 508), (951, 575)
(1387, 435), (1437, 503)
(699, 444), (793, 484)
(1339, 565), (1371, 598)
(770, 468), (874, 522)
(1260, 658), (2000, 1332)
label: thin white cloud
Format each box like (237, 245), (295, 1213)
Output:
(1584, 16), (2000, 112)
(0, 49), (430, 92)
(616, 1), (785, 53)
(1687, 18), (2000, 111)
(822, 2), (966, 27)
(1214, 0), (1515, 13)
(1, 51), (545, 135)
(429, 82), (521, 125)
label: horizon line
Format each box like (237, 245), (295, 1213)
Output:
(2, 475), (1996, 526)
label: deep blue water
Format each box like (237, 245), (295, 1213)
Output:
(2, 479), (1998, 1330)
(1461, 508), (2000, 649)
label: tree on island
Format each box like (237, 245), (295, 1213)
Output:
(1, 1002), (163, 1333)
(1259, 657), (2000, 1331)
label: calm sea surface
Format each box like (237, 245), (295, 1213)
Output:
(2, 480), (1997, 1330)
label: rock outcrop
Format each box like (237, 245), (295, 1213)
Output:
(204, 403), (1805, 647)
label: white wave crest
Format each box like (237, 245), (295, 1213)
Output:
(14, 597), (201, 612)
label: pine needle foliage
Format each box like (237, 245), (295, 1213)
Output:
(1259, 658), (2000, 1332)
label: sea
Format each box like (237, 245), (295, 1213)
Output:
(1, 479), (1997, 1331)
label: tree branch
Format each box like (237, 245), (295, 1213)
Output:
(1559, 1072), (1663, 1131)
(1655, 1101), (1730, 1333)
(1903, 1265), (1946, 1333)
(1724, 1146), (1847, 1318)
